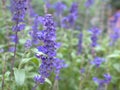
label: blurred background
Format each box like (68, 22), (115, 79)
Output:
(0, 0), (120, 90)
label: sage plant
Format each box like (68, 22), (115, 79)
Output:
(34, 14), (65, 84)
(85, 0), (94, 8)
(89, 27), (101, 47)
(93, 73), (111, 86)
(10, 0), (27, 69)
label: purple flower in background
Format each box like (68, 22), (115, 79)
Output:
(109, 12), (120, 45)
(113, 12), (120, 23)
(24, 40), (32, 49)
(70, 2), (78, 14)
(28, 4), (38, 17)
(34, 75), (45, 84)
(10, 0), (27, 30)
(10, 35), (18, 43)
(10, 0), (27, 51)
(77, 32), (83, 54)
(93, 77), (105, 86)
(91, 57), (105, 67)
(89, 27), (101, 47)
(110, 28), (120, 45)
(54, 1), (67, 15)
(30, 16), (43, 45)
(34, 14), (65, 84)
(80, 68), (85, 74)
(85, 0), (94, 8)
(61, 17), (69, 28)
(103, 73), (111, 84)
(54, 58), (66, 79)
(93, 74), (111, 86)
(68, 2), (78, 26)
(9, 47), (15, 52)
(0, 48), (4, 53)
(62, 2), (78, 28)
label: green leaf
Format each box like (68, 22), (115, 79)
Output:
(113, 63), (120, 73)
(14, 68), (25, 86)
(5, 71), (10, 80)
(31, 58), (39, 66)
(21, 58), (32, 65)
(45, 78), (52, 86)
(107, 54), (120, 59)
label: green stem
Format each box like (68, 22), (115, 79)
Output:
(53, 80), (59, 90)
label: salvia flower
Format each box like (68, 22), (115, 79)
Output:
(69, 2), (78, 15)
(89, 27), (101, 47)
(9, 47), (15, 52)
(24, 39), (32, 49)
(109, 11), (120, 45)
(30, 16), (42, 45)
(0, 48), (4, 53)
(62, 2), (78, 28)
(80, 68), (85, 74)
(93, 74), (111, 86)
(85, 0), (94, 8)
(34, 14), (65, 84)
(54, 1), (67, 15)
(10, 35), (18, 43)
(10, 0), (27, 32)
(110, 28), (120, 45)
(10, 0), (27, 49)
(103, 73), (112, 84)
(91, 57), (105, 67)
(93, 77), (105, 86)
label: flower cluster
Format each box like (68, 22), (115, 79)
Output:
(109, 11), (120, 45)
(10, 0), (27, 32)
(89, 27), (101, 47)
(93, 73), (111, 86)
(91, 57), (105, 67)
(54, 1), (67, 15)
(30, 16), (42, 45)
(34, 14), (65, 84)
(62, 2), (78, 28)
(24, 39), (32, 49)
(85, 0), (94, 8)
(10, 0), (27, 51)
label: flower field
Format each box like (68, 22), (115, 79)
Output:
(0, 0), (120, 90)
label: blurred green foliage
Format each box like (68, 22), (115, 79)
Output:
(0, 0), (120, 90)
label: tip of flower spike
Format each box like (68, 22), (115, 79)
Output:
(103, 73), (112, 84)
(91, 57), (105, 67)
(34, 75), (45, 84)
(88, 27), (101, 35)
(0, 48), (4, 53)
(80, 68), (85, 74)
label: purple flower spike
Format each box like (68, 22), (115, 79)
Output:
(61, 2), (78, 28)
(10, 0), (27, 27)
(34, 75), (45, 84)
(89, 27), (101, 47)
(91, 57), (105, 67)
(103, 73), (111, 84)
(85, 0), (94, 8)
(24, 40), (32, 49)
(80, 68), (85, 74)
(30, 16), (43, 45)
(0, 48), (4, 53)
(10, 0), (27, 52)
(93, 74), (111, 87)
(34, 14), (65, 84)
(54, 1), (67, 15)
